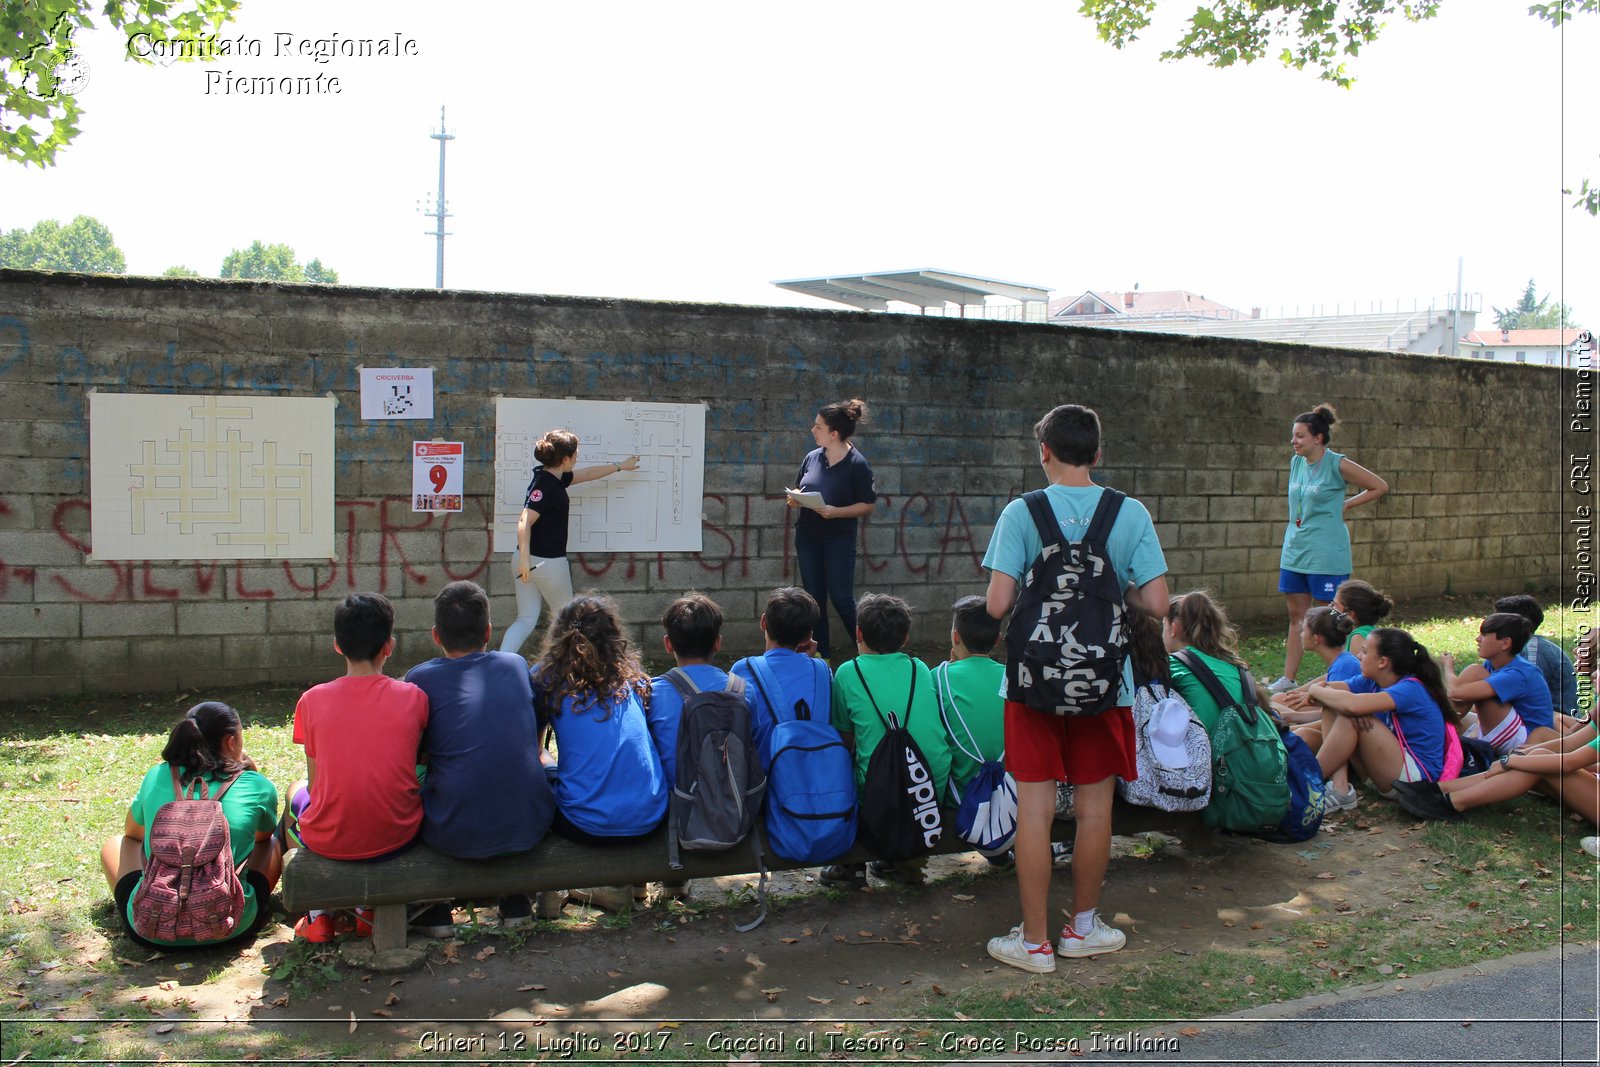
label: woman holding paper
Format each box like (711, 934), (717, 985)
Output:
(789, 399), (877, 660)
(501, 430), (639, 657)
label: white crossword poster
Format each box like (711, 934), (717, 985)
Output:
(89, 393), (336, 560)
(412, 441), (464, 513)
(360, 367), (435, 419)
(494, 399), (706, 553)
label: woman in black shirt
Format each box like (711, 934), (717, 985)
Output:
(500, 430), (638, 657)
(790, 399), (877, 659)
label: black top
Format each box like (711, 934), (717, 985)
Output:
(794, 446), (877, 542)
(522, 468), (575, 558)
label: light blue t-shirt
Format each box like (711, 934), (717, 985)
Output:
(648, 664), (735, 785)
(730, 649), (833, 769)
(1280, 449), (1350, 574)
(1483, 655), (1555, 731)
(981, 483), (1167, 704)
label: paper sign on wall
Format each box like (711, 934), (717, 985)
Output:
(361, 368), (435, 419)
(413, 441), (464, 512)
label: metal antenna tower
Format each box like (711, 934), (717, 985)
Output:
(419, 106), (455, 288)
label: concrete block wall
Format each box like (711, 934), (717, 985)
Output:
(0, 270), (1572, 699)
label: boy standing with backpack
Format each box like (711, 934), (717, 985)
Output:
(982, 404), (1168, 971)
(825, 593), (951, 887)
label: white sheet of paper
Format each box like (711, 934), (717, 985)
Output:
(785, 488), (824, 509)
(360, 367), (435, 420)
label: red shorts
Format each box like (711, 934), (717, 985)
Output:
(1004, 700), (1136, 785)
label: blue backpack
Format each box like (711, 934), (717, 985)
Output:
(1260, 727), (1326, 843)
(741, 655), (857, 864)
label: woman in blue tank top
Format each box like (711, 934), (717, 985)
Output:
(1271, 403), (1387, 694)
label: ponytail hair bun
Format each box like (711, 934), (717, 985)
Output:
(1294, 403), (1339, 445)
(817, 399), (868, 440)
(533, 429), (580, 467)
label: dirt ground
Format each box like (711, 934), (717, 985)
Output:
(11, 809), (1464, 1061)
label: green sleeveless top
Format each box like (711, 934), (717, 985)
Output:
(1280, 449), (1349, 574)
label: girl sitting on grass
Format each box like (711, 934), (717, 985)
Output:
(100, 701), (281, 950)
(1304, 628), (1463, 799)
(1332, 579), (1393, 658)
(1277, 606), (1362, 811)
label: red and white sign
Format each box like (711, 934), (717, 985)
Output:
(411, 441), (464, 512)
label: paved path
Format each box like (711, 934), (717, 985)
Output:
(1061, 944), (1598, 1066)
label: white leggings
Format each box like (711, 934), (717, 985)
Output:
(499, 551), (574, 657)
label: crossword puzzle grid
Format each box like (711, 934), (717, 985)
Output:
(90, 394), (336, 561)
(493, 399), (705, 555)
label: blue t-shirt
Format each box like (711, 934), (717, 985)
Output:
(648, 664), (736, 784)
(405, 651), (556, 859)
(731, 649), (834, 768)
(794, 445), (876, 541)
(532, 672), (668, 837)
(1483, 655), (1556, 731)
(1376, 676), (1447, 780)
(1326, 651), (1363, 686)
(1280, 449), (1350, 574)
(982, 483), (1167, 704)
(1523, 636), (1580, 715)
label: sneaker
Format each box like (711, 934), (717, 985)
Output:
(407, 902), (456, 939)
(1323, 782), (1359, 813)
(867, 860), (925, 886)
(294, 912), (335, 943)
(497, 895), (533, 929)
(1267, 675), (1297, 695)
(1391, 779), (1442, 800)
(1394, 784), (1463, 822)
(1582, 836), (1599, 859)
(983, 850), (1016, 869)
(819, 863), (868, 888)
(534, 890), (568, 920)
(1051, 840), (1074, 865)
(1057, 917), (1127, 958)
(986, 928), (1057, 974)
(351, 907), (374, 938)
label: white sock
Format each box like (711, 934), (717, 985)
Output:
(1023, 936), (1048, 952)
(1072, 908), (1097, 937)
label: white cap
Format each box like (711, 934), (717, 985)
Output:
(1146, 696), (1193, 770)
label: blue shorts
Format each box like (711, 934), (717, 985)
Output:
(1279, 568), (1347, 602)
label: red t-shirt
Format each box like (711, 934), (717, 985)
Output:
(292, 674), (429, 860)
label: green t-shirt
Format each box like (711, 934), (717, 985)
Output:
(1167, 647), (1250, 734)
(831, 652), (951, 803)
(125, 764), (279, 946)
(932, 657), (1006, 804)
(1347, 624), (1375, 651)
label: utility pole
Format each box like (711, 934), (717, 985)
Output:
(420, 106), (454, 289)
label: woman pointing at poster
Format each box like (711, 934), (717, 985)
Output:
(500, 430), (639, 658)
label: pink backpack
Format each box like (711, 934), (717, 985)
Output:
(130, 766), (247, 943)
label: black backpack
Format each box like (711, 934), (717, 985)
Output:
(1004, 488), (1128, 716)
(852, 658), (943, 862)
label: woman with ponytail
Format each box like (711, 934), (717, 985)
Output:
(790, 399), (877, 660)
(501, 429), (640, 657)
(99, 702), (280, 949)
(1270, 403), (1387, 694)
(1162, 591), (1261, 733)
(1305, 628), (1462, 797)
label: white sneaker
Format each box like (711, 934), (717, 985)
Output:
(1056, 916), (1126, 958)
(1582, 836), (1599, 859)
(1267, 675), (1297, 694)
(987, 928), (1057, 973)
(1324, 782), (1359, 812)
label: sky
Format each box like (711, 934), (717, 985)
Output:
(6, 0), (1597, 326)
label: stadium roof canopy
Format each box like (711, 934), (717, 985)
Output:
(772, 268), (1051, 313)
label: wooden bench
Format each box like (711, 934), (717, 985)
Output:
(281, 805), (1210, 953)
